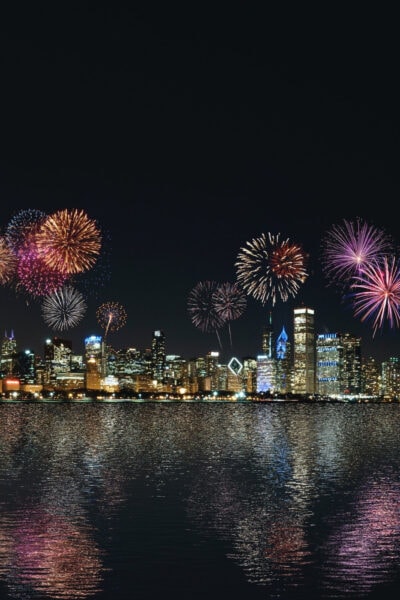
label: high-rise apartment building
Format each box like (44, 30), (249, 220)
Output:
(293, 307), (316, 395)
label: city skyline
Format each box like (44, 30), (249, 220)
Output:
(1, 6), (400, 364)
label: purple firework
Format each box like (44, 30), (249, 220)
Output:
(350, 255), (400, 336)
(321, 217), (393, 289)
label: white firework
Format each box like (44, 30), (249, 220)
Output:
(42, 285), (87, 330)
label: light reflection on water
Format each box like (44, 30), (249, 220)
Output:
(1, 402), (400, 599)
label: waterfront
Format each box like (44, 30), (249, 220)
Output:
(1, 402), (400, 599)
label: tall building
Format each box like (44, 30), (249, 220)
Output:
(151, 330), (166, 383)
(275, 326), (292, 393)
(43, 337), (72, 386)
(293, 307), (316, 395)
(381, 357), (400, 399)
(341, 333), (362, 394)
(261, 311), (274, 357)
(84, 335), (103, 391)
(0, 330), (17, 375)
(256, 355), (276, 392)
(12, 349), (36, 384)
(316, 333), (341, 396)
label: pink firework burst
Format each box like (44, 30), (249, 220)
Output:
(321, 217), (393, 288)
(351, 255), (400, 336)
(17, 248), (69, 298)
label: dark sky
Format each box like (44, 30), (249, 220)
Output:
(1, 5), (399, 363)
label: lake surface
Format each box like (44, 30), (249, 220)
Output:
(1, 400), (400, 600)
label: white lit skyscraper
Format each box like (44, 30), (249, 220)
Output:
(293, 307), (316, 395)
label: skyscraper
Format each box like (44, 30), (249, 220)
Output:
(151, 330), (166, 383)
(293, 307), (316, 395)
(0, 330), (17, 375)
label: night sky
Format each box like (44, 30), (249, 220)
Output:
(1, 5), (399, 363)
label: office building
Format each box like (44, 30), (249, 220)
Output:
(293, 307), (316, 395)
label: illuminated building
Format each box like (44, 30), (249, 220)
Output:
(316, 333), (341, 396)
(0, 329), (17, 375)
(151, 330), (166, 383)
(256, 355), (276, 392)
(206, 351), (220, 391)
(381, 357), (400, 399)
(362, 356), (381, 396)
(242, 357), (257, 393)
(84, 335), (103, 391)
(341, 333), (362, 394)
(43, 337), (72, 386)
(293, 307), (316, 395)
(12, 349), (36, 384)
(316, 332), (362, 396)
(275, 326), (292, 393)
(262, 311), (274, 357)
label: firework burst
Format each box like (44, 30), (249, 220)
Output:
(5, 209), (47, 255)
(16, 247), (69, 298)
(212, 281), (247, 348)
(321, 217), (393, 289)
(96, 301), (127, 337)
(350, 255), (400, 336)
(0, 236), (17, 285)
(42, 285), (87, 331)
(235, 232), (308, 306)
(35, 208), (102, 275)
(187, 281), (226, 347)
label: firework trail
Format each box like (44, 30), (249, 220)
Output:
(0, 236), (17, 285)
(187, 281), (226, 349)
(212, 282), (247, 347)
(321, 217), (393, 290)
(235, 232), (308, 306)
(42, 285), (87, 331)
(35, 208), (102, 274)
(96, 301), (127, 339)
(5, 209), (47, 255)
(350, 255), (400, 336)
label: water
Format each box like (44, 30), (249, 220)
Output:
(1, 400), (400, 600)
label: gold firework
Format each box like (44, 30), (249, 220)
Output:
(35, 208), (102, 274)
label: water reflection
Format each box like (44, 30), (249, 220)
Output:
(1, 402), (400, 599)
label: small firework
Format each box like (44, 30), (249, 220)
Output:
(235, 232), (308, 306)
(321, 217), (393, 288)
(42, 285), (87, 331)
(350, 255), (400, 336)
(96, 301), (127, 337)
(17, 247), (68, 298)
(5, 209), (47, 255)
(0, 236), (17, 285)
(35, 208), (102, 275)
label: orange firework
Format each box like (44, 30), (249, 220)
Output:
(35, 208), (102, 275)
(0, 236), (17, 285)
